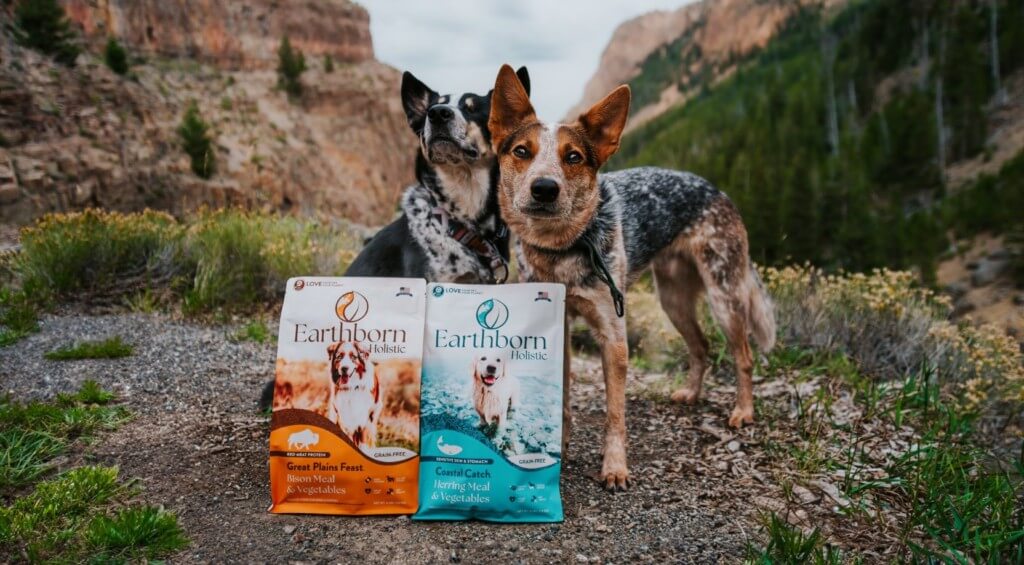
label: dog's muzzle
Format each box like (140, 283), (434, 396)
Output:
(334, 367), (351, 385)
(481, 367), (498, 386)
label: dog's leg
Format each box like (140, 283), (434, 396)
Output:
(652, 255), (710, 405)
(561, 316), (573, 455)
(577, 291), (630, 491)
(703, 273), (756, 428)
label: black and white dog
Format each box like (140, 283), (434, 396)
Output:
(345, 66), (532, 282)
(259, 67), (532, 411)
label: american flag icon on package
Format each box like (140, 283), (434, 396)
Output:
(535, 291), (551, 302)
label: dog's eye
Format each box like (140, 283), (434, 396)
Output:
(481, 356), (487, 361)
(565, 150), (583, 164)
(512, 146), (531, 159)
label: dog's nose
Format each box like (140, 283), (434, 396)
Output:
(427, 105), (454, 123)
(486, 365), (497, 374)
(530, 178), (560, 203)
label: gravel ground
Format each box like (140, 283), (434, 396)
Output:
(1, 312), (766, 564)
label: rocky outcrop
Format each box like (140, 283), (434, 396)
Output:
(569, 0), (846, 128)
(0, 3), (415, 227)
(61, 0), (374, 70)
(566, 5), (702, 122)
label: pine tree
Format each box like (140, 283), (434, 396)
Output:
(277, 36), (307, 99)
(13, 0), (81, 66)
(178, 102), (216, 179)
(103, 37), (129, 76)
(324, 54), (335, 74)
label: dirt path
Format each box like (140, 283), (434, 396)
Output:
(1, 313), (767, 563)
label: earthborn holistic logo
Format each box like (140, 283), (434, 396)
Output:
(433, 296), (547, 359)
(335, 291), (369, 322)
(475, 299), (509, 330)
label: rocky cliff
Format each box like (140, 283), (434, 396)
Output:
(61, 0), (374, 70)
(568, 0), (844, 129)
(0, 0), (415, 228)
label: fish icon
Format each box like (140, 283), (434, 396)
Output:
(436, 436), (463, 456)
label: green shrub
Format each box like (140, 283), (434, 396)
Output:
(324, 53), (335, 73)
(13, 0), (81, 66)
(103, 37), (129, 75)
(11, 209), (361, 315)
(277, 35), (306, 99)
(0, 287), (39, 346)
(746, 513), (843, 564)
(85, 506), (188, 561)
(178, 102), (216, 179)
(45, 336), (133, 360)
(17, 209), (183, 301)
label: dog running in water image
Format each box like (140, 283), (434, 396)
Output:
(327, 341), (383, 449)
(471, 351), (519, 434)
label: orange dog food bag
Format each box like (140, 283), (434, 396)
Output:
(268, 277), (425, 515)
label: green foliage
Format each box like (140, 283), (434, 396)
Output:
(0, 287), (39, 346)
(103, 36), (129, 75)
(0, 466), (186, 562)
(324, 53), (335, 73)
(17, 209), (182, 302)
(13, 0), (81, 66)
(885, 379), (1024, 561)
(45, 336), (133, 360)
(746, 513), (844, 564)
(85, 506), (189, 561)
(12, 209), (361, 315)
(277, 36), (307, 99)
(0, 429), (65, 490)
(614, 0), (1024, 279)
(234, 320), (271, 343)
(0, 381), (127, 491)
(178, 102), (216, 179)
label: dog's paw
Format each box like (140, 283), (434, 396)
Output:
(599, 467), (631, 492)
(670, 387), (700, 405)
(728, 405), (755, 428)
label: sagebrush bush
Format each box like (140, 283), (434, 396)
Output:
(761, 265), (1023, 405)
(18, 209), (182, 301)
(13, 209), (360, 314)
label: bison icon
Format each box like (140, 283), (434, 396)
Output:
(287, 428), (320, 450)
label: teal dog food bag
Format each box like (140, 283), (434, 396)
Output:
(415, 282), (566, 522)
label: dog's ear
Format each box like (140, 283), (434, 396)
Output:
(401, 71), (436, 133)
(353, 342), (370, 364)
(489, 64), (537, 154)
(577, 85), (631, 166)
(515, 66), (531, 97)
(327, 342), (340, 358)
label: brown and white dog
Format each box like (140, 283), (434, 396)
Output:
(471, 352), (519, 432)
(488, 65), (775, 490)
(326, 341), (383, 449)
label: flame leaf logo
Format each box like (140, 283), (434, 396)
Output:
(336, 291), (369, 322)
(475, 298), (509, 330)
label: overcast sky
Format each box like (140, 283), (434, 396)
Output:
(359, 0), (696, 120)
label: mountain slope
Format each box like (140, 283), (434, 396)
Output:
(568, 0), (845, 128)
(609, 0), (1024, 285)
(0, 0), (416, 227)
